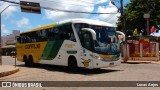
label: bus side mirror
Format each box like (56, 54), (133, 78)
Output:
(82, 28), (97, 40)
(116, 31), (125, 42)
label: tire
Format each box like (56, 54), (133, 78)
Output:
(94, 68), (101, 71)
(24, 55), (29, 66)
(28, 55), (34, 67)
(68, 56), (78, 70)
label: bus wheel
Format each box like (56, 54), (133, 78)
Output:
(68, 56), (78, 70)
(24, 55), (28, 66)
(28, 55), (34, 67)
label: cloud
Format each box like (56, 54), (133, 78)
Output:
(1, 24), (10, 35)
(42, 0), (118, 24)
(16, 17), (32, 28)
(17, 0), (94, 20)
(4, 0), (117, 24)
(0, 1), (17, 19)
(43, 0), (94, 21)
(26, 0), (117, 26)
(94, 0), (109, 4)
(0, 0), (119, 27)
(96, 1), (120, 26)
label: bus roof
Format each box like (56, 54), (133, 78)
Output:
(58, 18), (113, 26)
(21, 19), (113, 34)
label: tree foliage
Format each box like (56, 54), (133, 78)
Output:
(116, 0), (160, 35)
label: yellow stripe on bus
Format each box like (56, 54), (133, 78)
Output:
(99, 54), (114, 60)
(16, 41), (47, 63)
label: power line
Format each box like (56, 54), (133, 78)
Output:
(107, 13), (119, 22)
(0, 0), (118, 14)
(0, 0), (18, 4)
(0, 0), (94, 8)
(106, 14), (114, 21)
(44, 7), (117, 14)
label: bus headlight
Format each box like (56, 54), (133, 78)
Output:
(90, 54), (103, 60)
(94, 55), (103, 60)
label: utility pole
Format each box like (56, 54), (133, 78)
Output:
(111, 0), (125, 33)
(111, 0), (127, 61)
(120, 0), (125, 33)
(120, 0), (128, 62)
(0, 9), (1, 65)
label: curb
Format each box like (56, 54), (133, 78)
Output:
(150, 61), (160, 64)
(0, 68), (19, 78)
(122, 61), (160, 64)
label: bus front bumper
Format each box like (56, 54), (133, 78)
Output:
(92, 58), (121, 69)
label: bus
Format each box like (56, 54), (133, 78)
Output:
(16, 19), (125, 69)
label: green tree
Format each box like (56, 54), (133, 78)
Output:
(117, 0), (160, 35)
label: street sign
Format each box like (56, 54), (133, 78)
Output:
(20, 1), (41, 14)
(143, 13), (150, 18)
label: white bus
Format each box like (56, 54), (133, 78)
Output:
(16, 19), (125, 69)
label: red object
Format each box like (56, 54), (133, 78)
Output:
(139, 39), (149, 44)
(150, 26), (155, 33)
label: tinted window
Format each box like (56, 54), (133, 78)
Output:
(54, 23), (76, 41)
(19, 23), (76, 43)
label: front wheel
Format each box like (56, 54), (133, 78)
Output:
(68, 56), (78, 70)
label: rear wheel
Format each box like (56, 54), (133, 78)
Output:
(28, 55), (34, 67)
(24, 55), (28, 66)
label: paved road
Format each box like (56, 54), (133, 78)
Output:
(1, 57), (160, 90)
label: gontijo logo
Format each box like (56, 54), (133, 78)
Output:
(25, 44), (40, 49)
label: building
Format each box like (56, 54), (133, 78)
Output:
(1, 30), (20, 56)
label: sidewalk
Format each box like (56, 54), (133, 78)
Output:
(0, 65), (19, 78)
(122, 60), (160, 64)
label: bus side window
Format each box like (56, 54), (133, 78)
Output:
(17, 37), (22, 43)
(65, 24), (76, 42)
(49, 28), (55, 40)
(21, 36), (24, 43)
(58, 27), (65, 40)
(55, 26), (66, 40)
(26, 36), (31, 43)
(46, 28), (52, 40)
(53, 28), (61, 40)
(22, 35), (28, 43)
(31, 37), (36, 42)
(37, 30), (43, 42)
(41, 30), (47, 41)
(29, 32), (36, 42)
(82, 31), (94, 51)
(69, 33), (76, 42)
(36, 31), (41, 42)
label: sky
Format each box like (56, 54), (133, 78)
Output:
(0, 0), (130, 35)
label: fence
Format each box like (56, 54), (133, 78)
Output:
(122, 36), (160, 61)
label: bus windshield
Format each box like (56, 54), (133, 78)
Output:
(74, 23), (120, 54)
